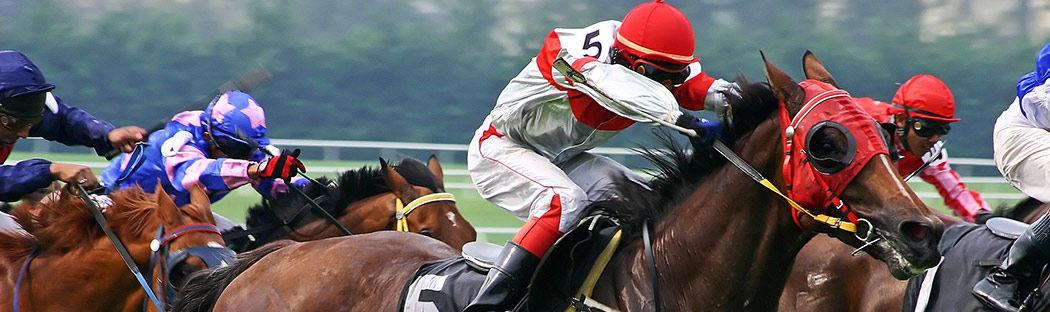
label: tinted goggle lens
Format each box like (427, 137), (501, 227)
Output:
(911, 119), (950, 137)
(631, 57), (690, 86)
(213, 135), (253, 159)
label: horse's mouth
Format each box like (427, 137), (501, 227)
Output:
(867, 234), (938, 280)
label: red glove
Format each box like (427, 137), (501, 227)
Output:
(257, 149), (306, 180)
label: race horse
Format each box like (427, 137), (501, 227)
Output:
(0, 184), (233, 312)
(173, 51), (944, 311)
(780, 197), (1047, 312)
(227, 156), (476, 252)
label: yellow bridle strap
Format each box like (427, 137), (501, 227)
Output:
(395, 193), (456, 232)
(757, 179), (856, 233)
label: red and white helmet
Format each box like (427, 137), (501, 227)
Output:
(613, 0), (699, 65)
(891, 75), (960, 122)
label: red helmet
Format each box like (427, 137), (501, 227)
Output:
(891, 75), (960, 122)
(613, 0), (698, 65)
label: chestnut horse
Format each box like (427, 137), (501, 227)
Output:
(229, 156), (476, 252)
(173, 51), (943, 311)
(780, 197), (1046, 312)
(0, 185), (232, 312)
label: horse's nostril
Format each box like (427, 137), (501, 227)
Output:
(900, 221), (929, 242)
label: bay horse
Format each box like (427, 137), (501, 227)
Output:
(0, 184), (233, 312)
(229, 155), (476, 252)
(781, 196), (1047, 312)
(173, 51), (944, 311)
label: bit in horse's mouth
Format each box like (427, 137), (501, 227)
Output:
(874, 238), (932, 280)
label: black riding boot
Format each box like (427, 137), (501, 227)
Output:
(464, 242), (540, 312)
(973, 213), (1050, 312)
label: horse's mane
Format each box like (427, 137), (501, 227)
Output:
(598, 77), (780, 240)
(0, 187), (160, 264)
(244, 157), (439, 231)
(996, 196), (1046, 221)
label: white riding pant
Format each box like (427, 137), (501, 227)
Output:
(994, 100), (1050, 203)
(468, 119), (646, 232)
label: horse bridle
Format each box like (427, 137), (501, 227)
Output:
(145, 222), (235, 311)
(394, 192), (456, 232)
(778, 88), (882, 246)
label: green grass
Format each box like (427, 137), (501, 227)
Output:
(10, 151), (1026, 243)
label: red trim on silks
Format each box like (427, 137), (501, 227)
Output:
(512, 194), (566, 258)
(568, 90), (636, 130)
(537, 30), (565, 90)
(673, 72), (715, 111)
(0, 144), (11, 164)
(480, 125), (504, 143)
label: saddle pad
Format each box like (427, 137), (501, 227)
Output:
(399, 257), (487, 312)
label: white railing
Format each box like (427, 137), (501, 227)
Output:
(15, 138), (1021, 240)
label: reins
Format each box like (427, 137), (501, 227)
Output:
(394, 192), (456, 232)
(72, 183), (165, 312)
(145, 223), (229, 311)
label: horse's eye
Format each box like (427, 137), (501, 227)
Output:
(805, 121), (856, 174)
(419, 229), (433, 237)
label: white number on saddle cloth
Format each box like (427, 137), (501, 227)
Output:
(403, 274), (447, 312)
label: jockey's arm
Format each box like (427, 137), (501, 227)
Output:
(0, 160), (52, 202)
(919, 147), (991, 222)
(28, 93), (117, 156)
(165, 145), (254, 195)
(673, 62), (738, 115)
(548, 51), (683, 124)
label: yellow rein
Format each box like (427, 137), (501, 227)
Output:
(756, 179), (857, 233)
(395, 193), (456, 232)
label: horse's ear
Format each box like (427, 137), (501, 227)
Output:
(802, 50), (838, 87)
(184, 184), (215, 224)
(154, 182), (180, 224)
(381, 158), (418, 200)
(427, 154), (446, 192)
(762, 51), (805, 117)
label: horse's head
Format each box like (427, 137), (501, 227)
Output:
(149, 185), (234, 305)
(382, 156), (476, 250)
(763, 51), (943, 279)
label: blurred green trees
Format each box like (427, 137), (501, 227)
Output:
(1, 0), (1042, 158)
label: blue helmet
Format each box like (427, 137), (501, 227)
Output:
(200, 91), (269, 159)
(0, 51), (55, 119)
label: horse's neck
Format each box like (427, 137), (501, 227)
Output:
(290, 193), (395, 240)
(599, 122), (816, 311)
(8, 235), (155, 310)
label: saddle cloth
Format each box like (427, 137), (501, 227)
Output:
(398, 257), (487, 312)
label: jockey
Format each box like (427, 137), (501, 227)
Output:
(854, 75), (991, 223)
(464, 1), (735, 310)
(973, 41), (1050, 312)
(101, 90), (306, 231)
(0, 51), (146, 232)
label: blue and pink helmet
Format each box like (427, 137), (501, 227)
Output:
(200, 91), (269, 159)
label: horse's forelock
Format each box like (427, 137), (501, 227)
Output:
(394, 157), (440, 193)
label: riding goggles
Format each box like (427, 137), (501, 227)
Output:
(909, 118), (951, 138)
(625, 54), (691, 87)
(204, 121), (255, 160)
(0, 114), (41, 131)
